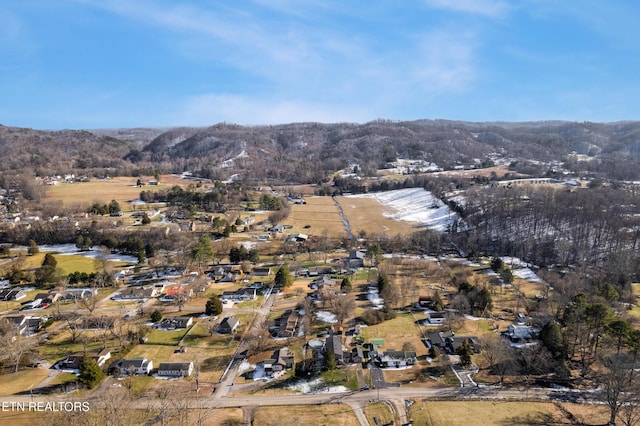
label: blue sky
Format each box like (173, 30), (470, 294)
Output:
(1, 0), (639, 129)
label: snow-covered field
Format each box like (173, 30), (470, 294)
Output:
(347, 188), (461, 232)
(288, 377), (348, 394)
(315, 311), (337, 323)
(38, 244), (139, 263)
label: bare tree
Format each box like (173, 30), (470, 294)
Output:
(333, 294), (356, 326)
(0, 329), (35, 373)
(599, 353), (640, 426)
(480, 333), (516, 384)
(78, 286), (99, 315)
(65, 313), (84, 344)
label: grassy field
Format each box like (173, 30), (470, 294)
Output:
(252, 404), (360, 426)
(408, 400), (610, 425)
(283, 196), (346, 238)
(13, 252), (127, 275)
(335, 196), (415, 237)
(41, 175), (192, 211)
(365, 401), (396, 425)
(360, 312), (427, 356)
(0, 368), (50, 396)
(145, 328), (189, 345)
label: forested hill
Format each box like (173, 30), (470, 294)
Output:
(3, 120), (640, 182)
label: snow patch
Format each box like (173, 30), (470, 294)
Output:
(288, 377), (348, 394)
(315, 311), (337, 323)
(347, 188), (461, 232)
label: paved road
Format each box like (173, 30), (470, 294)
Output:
(214, 288), (276, 399)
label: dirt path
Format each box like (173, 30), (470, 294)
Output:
(332, 196), (353, 239)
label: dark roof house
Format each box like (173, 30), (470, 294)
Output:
(218, 317), (239, 334)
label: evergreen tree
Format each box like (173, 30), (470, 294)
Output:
(206, 295), (223, 316)
(150, 309), (163, 323)
(377, 272), (389, 293)
(35, 253), (58, 287)
(540, 320), (566, 360)
(490, 256), (503, 272)
(275, 264), (293, 288)
(326, 348), (336, 370)
(432, 290), (444, 311)
(78, 356), (105, 389)
(340, 277), (352, 293)
(27, 239), (39, 256)
(108, 199), (121, 214)
(458, 339), (473, 366)
(192, 235), (214, 270)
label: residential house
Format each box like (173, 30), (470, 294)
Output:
(0, 288), (26, 301)
(210, 264), (244, 283)
(118, 358), (153, 376)
(118, 287), (158, 300)
(286, 233), (308, 243)
(414, 296), (435, 311)
(346, 250), (366, 268)
(252, 267), (272, 277)
(447, 336), (481, 354)
(64, 287), (98, 300)
(158, 286), (193, 302)
(378, 350), (417, 368)
(426, 331), (455, 350)
(350, 346), (365, 364)
(269, 224), (285, 233)
(325, 335), (344, 364)
(218, 317), (239, 334)
(422, 311), (446, 326)
(309, 275), (336, 290)
(34, 292), (62, 305)
(59, 349), (112, 372)
(276, 310), (299, 338)
(504, 324), (537, 347)
(307, 266), (333, 277)
(220, 288), (257, 302)
(158, 316), (193, 330)
(3, 315), (45, 336)
(263, 347), (295, 376)
(157, 362), (194, 378)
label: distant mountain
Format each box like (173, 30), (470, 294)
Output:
(2, 120), (640, 182)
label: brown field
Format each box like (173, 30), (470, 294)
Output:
(283, 196), (346, 238)
(365, 402), (395, 425)
(361, 312), (427, 357)
(409, 400), (609, 426)
(252, 404), (360, 426)
(41, 175), (197, 211)
(335, 196), (415, 237)
(0, 368), (50, 396)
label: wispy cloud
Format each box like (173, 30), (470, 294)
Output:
(66, 0), (485, 125)
(410, 30), (477, 92)
(174, 93), (374, 125)
(423, 0), (510, 17)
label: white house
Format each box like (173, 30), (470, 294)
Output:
(119, 358), (153, 376)
(157, 362), (193, 378)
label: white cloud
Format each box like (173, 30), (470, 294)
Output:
(409, 30), (477, 92)
(174, 93), (374, 126)
(423, 0), (510, 17)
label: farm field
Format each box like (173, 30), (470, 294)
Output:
(41, 175), (194, 210)
(335, 196), (413, 237)
(283, 196), (345, 238)
(408, 400), (609, 425)
(251, 404), (360, 426)
(0, 368), (50, 396)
